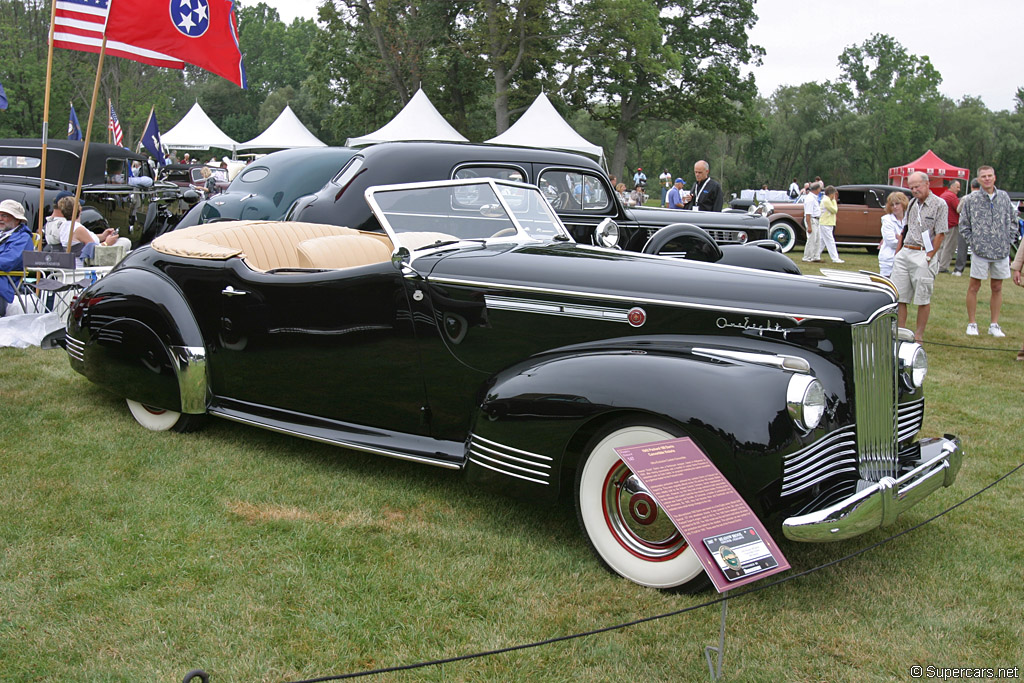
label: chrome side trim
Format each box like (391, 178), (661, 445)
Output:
(468, 434), (552, 485)
(169, 345), (208, 414)
(485, 295), (630, 323)
(64, 333), (85, 362)
(208, 409), (463, 470)
(692, 347), (811, 372)
(431, 276), (844, 323)
(783, 436), (961, 542)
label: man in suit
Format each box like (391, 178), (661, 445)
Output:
(683, 160), (723, 212)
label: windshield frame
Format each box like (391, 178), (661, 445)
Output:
(364, 177), (573, 252)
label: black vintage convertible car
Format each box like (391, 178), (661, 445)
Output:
(65, 178), (961, 590)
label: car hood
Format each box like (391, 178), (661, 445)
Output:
(425, 241), (893, 325)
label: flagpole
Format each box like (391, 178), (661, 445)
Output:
(37, 0), (59, 249)
(68, 37), (107, 254)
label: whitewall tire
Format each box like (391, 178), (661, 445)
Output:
(126, 399), (203, 433)
(575, 420), (708, 590)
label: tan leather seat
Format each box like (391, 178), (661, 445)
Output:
(296, 234), (392, 269)
(153, 221), (362, 271)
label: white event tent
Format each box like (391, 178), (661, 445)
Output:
(485, 92), (604, 164)
(346, 88), (468, 147)
(237, 105), (326, 150)
(162, 102), (239, 152)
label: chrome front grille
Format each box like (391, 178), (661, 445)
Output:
(781, 397), (924, 498)
(898, 398), (924, 442)
(781, 427), (858, 496)
(852, 312), (899, 481)
(468, 435), (553, 485)
(644, 227), (742, 245)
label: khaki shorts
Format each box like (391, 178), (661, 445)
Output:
(969, 255), (1011, 280)
(891, 248), (937, 305)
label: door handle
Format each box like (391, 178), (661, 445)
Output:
(222, 285), (248, 297)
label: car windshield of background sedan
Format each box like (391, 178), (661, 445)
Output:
(366, 179), (570, 249)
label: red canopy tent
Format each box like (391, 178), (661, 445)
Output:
(888, 150), (969, 188)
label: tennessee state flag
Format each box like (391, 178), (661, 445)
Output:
(105, 0), (247, 88)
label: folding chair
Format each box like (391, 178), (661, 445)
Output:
(20, 250), (91, 317)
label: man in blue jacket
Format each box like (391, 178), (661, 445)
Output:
(0, 199), (34, 316)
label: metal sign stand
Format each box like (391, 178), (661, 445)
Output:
(704, 591), (729, 681)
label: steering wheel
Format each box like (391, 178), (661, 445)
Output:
(549, 192), (570, 210)
(490, 227), (518, 239)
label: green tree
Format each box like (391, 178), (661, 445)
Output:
(562, 0), (762, 180)
(837, 33), (943, 174)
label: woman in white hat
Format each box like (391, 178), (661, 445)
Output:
(0, 199), (34, 316)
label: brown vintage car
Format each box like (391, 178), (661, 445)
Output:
(732, 185), (913, 253)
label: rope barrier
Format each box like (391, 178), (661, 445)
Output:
(267, 461), (1024, 683)
(923, 338), (1023, 352)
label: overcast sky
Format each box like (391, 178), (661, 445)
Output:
(260, 0), (1021, 113)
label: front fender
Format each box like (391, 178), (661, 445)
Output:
(465, 348), (803, 506)
(67, 265), (208, 413)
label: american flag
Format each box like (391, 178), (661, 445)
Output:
(53, 0), (184, 69)
(108, 100), (123, 147)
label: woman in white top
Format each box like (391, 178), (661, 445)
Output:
(879, 191), (908, 277)
(46, 196), (99, 252)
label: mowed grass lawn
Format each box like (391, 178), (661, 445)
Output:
(1, 247), (1022, 682)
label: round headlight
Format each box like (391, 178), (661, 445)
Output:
(595, 219), (620, 248)
(898, 342), (928, 388)
(787, 375), (826, 432)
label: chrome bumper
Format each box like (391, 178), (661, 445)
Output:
(782, 435), (961, 542)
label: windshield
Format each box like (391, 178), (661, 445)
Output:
(366, 179), (569, 250)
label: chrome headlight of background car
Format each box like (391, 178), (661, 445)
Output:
(898, 341), (927, 388)
(595, 218), (620, 248)
(787, 374), (825, 431)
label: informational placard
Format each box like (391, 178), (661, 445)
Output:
(614, 437), (789, 592)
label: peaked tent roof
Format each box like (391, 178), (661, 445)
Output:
(162, 102), (239, 151)
(346, 88), (468, 146)
(484, 92), (604, 163)
(236, 105), (326, 150)
(888, 149), (969, 188)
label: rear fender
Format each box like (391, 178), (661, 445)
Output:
(466, 348), (797, 503)
(68, 267), (207, 413)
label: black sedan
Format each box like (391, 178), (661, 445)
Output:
(287, 141), (772, 251)
(65, 178), (961, 590)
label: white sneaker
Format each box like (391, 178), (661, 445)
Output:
(989, 323), (1006, 338)
(952, 270), (963, 277)
(966, 323), (979, 336)
(832, 259), (845, 264)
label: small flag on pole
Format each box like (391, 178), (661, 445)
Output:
(68, 102), (83, 139)
(108, 100), (123, 146)
(140, 107), (167, 166)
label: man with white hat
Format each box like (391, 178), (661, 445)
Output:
(0, 199), (34, 316)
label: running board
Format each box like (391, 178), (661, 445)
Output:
(208, 400), (465, 470)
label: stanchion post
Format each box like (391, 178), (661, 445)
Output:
(704, 591), (728, 681)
